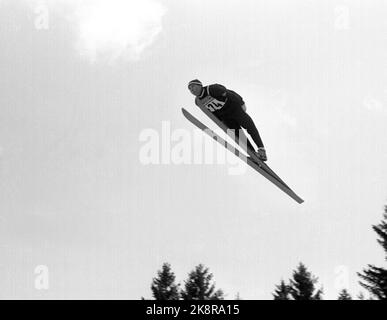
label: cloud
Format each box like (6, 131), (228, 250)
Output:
(22, 0), (166, 63)
(72, 0), (166, 63)
(363, 96), (386, 115)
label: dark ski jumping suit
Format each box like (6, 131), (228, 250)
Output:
(195, 83), (264, 151)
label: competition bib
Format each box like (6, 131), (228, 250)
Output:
(197, 96), (226, 112)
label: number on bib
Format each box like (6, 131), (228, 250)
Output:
(205, 99), (225, 112)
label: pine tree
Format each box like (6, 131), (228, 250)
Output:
(272, 279), (291, 300)
(288, 263), (323, 300)
(358, 206), (387, 300)
(181, 264), (224, 300)
(337, 289), (352, 300)
(151, 263), (180, 300)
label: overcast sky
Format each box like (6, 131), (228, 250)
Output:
(0, 0), (386, 299)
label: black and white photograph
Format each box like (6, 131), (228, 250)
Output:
(0, 0), (386, 307)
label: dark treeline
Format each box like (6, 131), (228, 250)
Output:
(150, 263), (224, 300)
(147, 205), (387, 300)
(357, 205), (387, 300)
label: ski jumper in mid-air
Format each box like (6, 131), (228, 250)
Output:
(188, 79), (267, 161)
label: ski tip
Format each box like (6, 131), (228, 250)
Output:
(181, 107), (190, 117)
